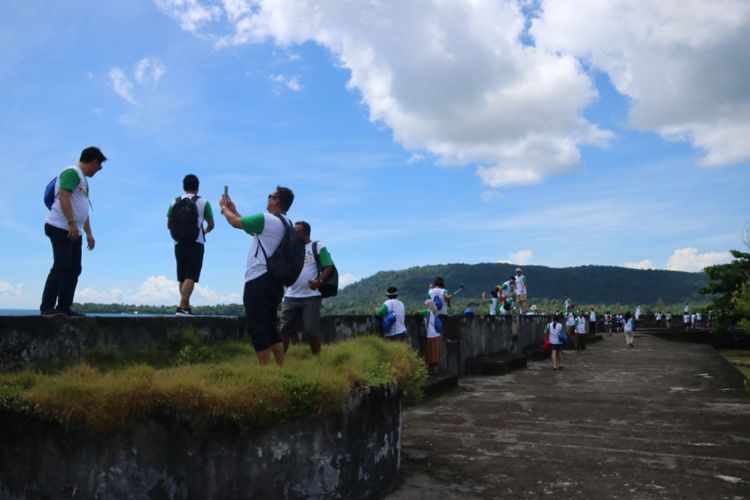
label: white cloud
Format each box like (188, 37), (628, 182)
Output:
(509, 249), (533, 265)
(407, 153), (425, 165)
(624, 259), (654, 270)
(270, 74), (303, 92)
(109, 57), (167, 105)
(134, 57), (166, 86)
(666, 247), (732, 272)
(160, 0), (610, 187)
(532, 0), (750, 168)
(0, 281), (31, 308)
(76, 275), (241, 306)
(109, 67), (137, 105)
(338, 273), (362, 288)
(153, 0), (223, 33)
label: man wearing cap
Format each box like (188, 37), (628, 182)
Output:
(40, 146), (106, 317)
(279, 220), (335, 355)
(375, 286), (407, 341)
(514, 267), (527, 314)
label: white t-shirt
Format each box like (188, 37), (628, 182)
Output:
(547, 322), (563, 344)
(45, 166), (89, 231)
(635, 307), (642, 320)
(589, 311), (597, 322)
(624, 318), (634, 332)
(489, 297), (498, 316)
(425, 288), (447, 338)
(429, 287), (449, 315)
(383, 299), (406, 336)
(566, 313), (576, 327)
(284, 241), (325, 298)
(515, 275), (526, 295)
(575, 317), (587, 334)
(243, 212), (291, 282)
(684, 304), (689, 314)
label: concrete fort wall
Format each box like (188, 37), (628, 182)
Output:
(0, 384), (401, 500)
(1, 314), (549, 373)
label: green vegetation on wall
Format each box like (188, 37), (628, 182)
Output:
(0, 336), (426, 433)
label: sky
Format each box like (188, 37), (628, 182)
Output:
(1, 0), (749, 309)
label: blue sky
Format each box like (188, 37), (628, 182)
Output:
(2, 0), (749, 308)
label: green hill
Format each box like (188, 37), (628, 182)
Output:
(323, 263), (708, 314)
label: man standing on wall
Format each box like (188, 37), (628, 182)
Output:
(280, 220), (335, 355)
(40, 146), (107, 317)
(514, 267), (527, 314)
(219, 186), (296, 366)
(167, 174), (214, 316)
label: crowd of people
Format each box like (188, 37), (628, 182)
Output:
(39, 147), (709, 375)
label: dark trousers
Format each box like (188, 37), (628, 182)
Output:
(243, 273), (284, 352)
(40, 223), (82, 312)
(575, 333), (587, 352)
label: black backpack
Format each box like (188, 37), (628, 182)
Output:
(169, 195), (200, 243)
(312, 241), (339, 298)
(256, 214), (305, 286)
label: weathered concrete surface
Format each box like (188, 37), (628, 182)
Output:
(388, 334), (750, 499)
(0, 385), (401, 500)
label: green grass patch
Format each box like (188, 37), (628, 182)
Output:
(0, 336), (425, 432)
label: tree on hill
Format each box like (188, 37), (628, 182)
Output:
(701, 249), (750, 332)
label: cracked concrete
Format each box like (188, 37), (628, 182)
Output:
(387, 333), (750, 500)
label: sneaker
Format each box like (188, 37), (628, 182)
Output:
(41, 309), (65, 317)
(175, 307), (192, 317)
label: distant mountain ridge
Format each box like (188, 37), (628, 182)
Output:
(324, 263), (708, 313)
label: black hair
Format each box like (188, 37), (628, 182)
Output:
(80, 146), (107, 164)
(183, 174), (199, 192)
(490, 290), (498, 298)
(294, 220), (311, 236)
(552, 314), (561, 325)
(276, 186), (294, 212)
(434, 276), (445, 288)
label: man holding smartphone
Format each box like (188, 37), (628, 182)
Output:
(219, 185), (296, 366)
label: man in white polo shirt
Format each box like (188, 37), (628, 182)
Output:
(40, 146), (106, 317)
(280, 220), (335, 355)
(219, 186), (295, 366)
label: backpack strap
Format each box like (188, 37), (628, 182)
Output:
(312, 241), (322, 275)
(255, 213), (290, 259)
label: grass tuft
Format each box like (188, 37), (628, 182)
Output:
(0, 335), (425, 432)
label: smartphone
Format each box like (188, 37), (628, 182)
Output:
(223, 185), (229, 197)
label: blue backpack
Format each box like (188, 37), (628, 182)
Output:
(432, 292), (444, 311)
(381, 310), (397, 334)
(433, 314), (443, 334)
(43, 177), (57, 209)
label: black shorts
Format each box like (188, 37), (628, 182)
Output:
(244, 273), (284, 352)
(175, 242), (204, 282)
